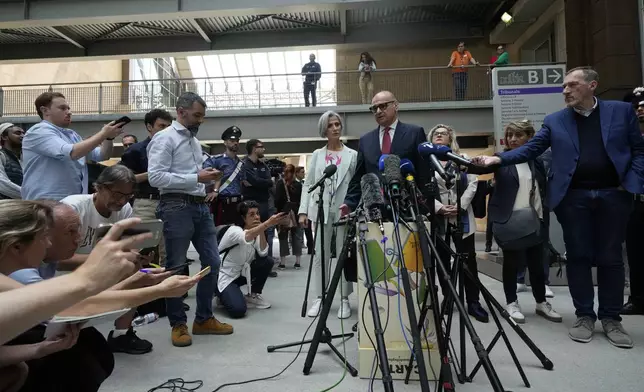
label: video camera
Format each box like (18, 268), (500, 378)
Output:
(265, 158), (286, 177)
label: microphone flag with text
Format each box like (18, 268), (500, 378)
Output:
(360, 173), (385, 233)
(308, 164), (337, 193)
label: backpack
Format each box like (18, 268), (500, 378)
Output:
(215, 225), (240, 265)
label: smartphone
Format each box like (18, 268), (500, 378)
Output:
(138, 247), (155, 256)
(194, 266), (211, 279)
(114, 116), (131, 127)
(93, 219), (163, 249)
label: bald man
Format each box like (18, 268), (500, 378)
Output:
(342, 90), (431, 211)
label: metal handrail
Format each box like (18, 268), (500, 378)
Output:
(0, 62), (563, 88)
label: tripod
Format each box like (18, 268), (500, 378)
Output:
(386, 184), (431, 392)
(400, 163), (506, 392)
(356, 210), (394, 392)
(266, 181), (357, 377)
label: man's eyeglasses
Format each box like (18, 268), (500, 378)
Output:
(109, 188), (134, 200)
(369, 101), (395, 114)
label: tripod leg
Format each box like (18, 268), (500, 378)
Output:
(267, 338), (316, 353)
(471, 269), (554, 371)
(326, 341), (359, 377)
(303, 228), (356, 376)
(404, 287), (430, 384)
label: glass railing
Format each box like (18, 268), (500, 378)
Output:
(0, 66), (494, 117)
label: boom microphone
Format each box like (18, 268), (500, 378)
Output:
(360, 173), (385, 234)
(418, 142), (472, 166)
(308, 164), (337, 193)
(383, 155), (402, 198)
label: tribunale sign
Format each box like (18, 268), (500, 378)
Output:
(491, 65), (567, 152)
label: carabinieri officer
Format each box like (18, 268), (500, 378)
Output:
(204, 126), (244, 225)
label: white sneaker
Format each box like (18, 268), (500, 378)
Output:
(536, 301), (562, 323)
(307, 298), (322, 317)
(338, 298), (351, 319)
(245, 293), (271, 309)
(516, 283), (528, 293)
(507, 301), (525, 324)
(544, 285), (555, 298)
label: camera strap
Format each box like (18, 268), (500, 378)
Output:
(219, 161), (243, 194)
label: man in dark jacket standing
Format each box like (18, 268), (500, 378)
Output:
(301, 53), (321, 107)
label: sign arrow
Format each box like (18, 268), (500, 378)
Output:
(547, 68), (562, 84)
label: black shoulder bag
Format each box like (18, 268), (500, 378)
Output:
(492, 164), (543, 251)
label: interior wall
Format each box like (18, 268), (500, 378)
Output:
(335, 41), (496, 104)
(0, 59), (122, 86)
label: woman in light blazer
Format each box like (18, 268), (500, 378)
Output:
(299, 111), (358, 319)
(427, 124), (489, 323)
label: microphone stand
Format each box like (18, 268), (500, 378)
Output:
(356, 209), (394, 392)
(401, 172), (455, 391)
(386, 182), (431, 392)
(401, 161), (506, 392)
(267, 180), (357, 377)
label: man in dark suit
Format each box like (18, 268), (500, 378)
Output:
(473, 67), (644, 349)
(342, 90), (430, 213)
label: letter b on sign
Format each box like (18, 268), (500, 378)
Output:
(528, 71), (539, 84)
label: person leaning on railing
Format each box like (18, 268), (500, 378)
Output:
(358, 52), (377, 104)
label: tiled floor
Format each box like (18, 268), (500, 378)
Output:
(98, 238), (643, 392)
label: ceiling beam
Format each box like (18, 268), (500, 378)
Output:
(0, 21), (479, 62)
(187, 18), (211, 43)
(46, 26), (85, 49)
(340, 9), (347, 35)
(131, 22), (195, 36)
(0, 28), (63, 41)
(271, 14), (334, 29)
(217, 14), (272, 34)
(0, 0), (489, 28)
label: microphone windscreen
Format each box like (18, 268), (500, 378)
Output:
(383, 155), (402, 186)
(378, 154), (388, 173)
(323, 164), (337, 176)
(417, 142), (452, 157)
(360, 173), (385, 209)
(400, 158), (415, 175)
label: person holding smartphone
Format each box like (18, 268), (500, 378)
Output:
(21, 92), (127, 201)
(216, 202), (286, 318)
(61, 165), (155, 355)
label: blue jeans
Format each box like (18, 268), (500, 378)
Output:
(157, 198), (220, 327)
(554, 189), (632, 321)
(218, 256), (273, 318)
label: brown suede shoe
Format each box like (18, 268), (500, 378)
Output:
(192, 317), (234, 335)
(171, 324), (192, 347)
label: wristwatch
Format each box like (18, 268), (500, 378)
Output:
(213, 189), (219, 193)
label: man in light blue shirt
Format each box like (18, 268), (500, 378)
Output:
(147, 92), (233, 347)
(21, 92), (125, 201)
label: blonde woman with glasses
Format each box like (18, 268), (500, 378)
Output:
(427, 124), (489, 323)
(468, 120), (561, 325)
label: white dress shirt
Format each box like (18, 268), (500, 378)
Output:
(573, 96), (598, 117)
(378, 119), (399, 149)
(217, 226), (268, 293)
(147, 120), (207, 196)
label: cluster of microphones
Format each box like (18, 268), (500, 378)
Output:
(310, 142), (473, 226)
(358, 142), (474, 225)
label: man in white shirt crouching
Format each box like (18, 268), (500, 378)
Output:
(217, 200), (286, 318)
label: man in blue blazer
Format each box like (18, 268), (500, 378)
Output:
(342, 90), (430, 212)
(473, 67), (644, 349)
